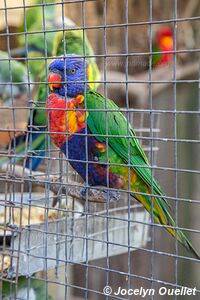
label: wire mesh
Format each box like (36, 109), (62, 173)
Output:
(0, 0), (199, 299)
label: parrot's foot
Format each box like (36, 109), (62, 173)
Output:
(80, 185), (120, 215)
(80, 185), (120, 202)
(80, 185), (88, 199)
(101, 190), (121, 202)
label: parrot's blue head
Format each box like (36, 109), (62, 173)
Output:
(48, 55), (90, 98)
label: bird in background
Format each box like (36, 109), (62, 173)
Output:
(0, 51), (30, 107)
(13, 0), (100, 83)
(1, 0), (100, 171)
(152, 26), (174, 67)
(46, 55), (199, 260)
(2, 275), (53, 300)
(12, 0), (61, 77)
(0, 50), (31, 147)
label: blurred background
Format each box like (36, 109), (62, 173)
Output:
(0, 0), (200, 299)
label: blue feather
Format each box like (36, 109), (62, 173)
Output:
(61, 128), (108, 186)
(49, 55), (90, 97)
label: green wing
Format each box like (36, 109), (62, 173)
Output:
(86, 90), (166, 203)
(152, 45), (162, 66)
(18, 0), (56, 33)
(85, 90), (200, 259)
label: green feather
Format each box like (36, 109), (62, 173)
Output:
(152, 45), (162, 66)
(17, 0), (58, 77)
(0, 51), (30, 105)
(53, 29), (100, 89)
(18, 0), (56, 34)
(86, 90), (166, 202)
(34, 22), (100, 110)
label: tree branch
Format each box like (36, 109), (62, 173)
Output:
(106, 61), (199, 106)
(0, 164), (119, 204)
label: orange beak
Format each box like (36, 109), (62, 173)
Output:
(48, 72), (62, 91)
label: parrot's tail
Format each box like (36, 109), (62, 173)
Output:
(133, 192), (200, 260)
(176, 228), (200, 260)
(0, 131), (46, 171)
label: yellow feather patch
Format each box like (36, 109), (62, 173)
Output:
(67, 110), (78, 134)
(87, 64), (95, 89)
(95, 142), (106, 152)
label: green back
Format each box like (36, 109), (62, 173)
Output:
(85, 90), (167, 202)
(19, 0), (56, 35)
(18, 0), (56, 77)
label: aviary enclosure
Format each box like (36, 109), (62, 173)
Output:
(0, 0), (199, 299)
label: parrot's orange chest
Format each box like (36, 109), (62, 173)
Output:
(46, 93), (86, 148)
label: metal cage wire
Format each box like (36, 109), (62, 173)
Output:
(0, 0), (199, 299)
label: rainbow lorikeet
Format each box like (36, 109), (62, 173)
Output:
(46, 55), (199, 259)
(152, 26), (174, 67)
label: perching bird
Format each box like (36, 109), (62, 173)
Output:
(46, 55), (199, 259)
(152, 26), (174, 67)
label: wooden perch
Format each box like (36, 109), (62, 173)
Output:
(182, 0), (199, 18)
(106, 61), (199, 106)
(0, 164), (120, 204)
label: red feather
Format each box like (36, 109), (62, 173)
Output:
(46, 93), (86, 148)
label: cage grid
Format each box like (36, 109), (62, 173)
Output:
(0, 0), (200, 299)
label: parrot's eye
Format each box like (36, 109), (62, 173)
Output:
(68, 69), (76, 75)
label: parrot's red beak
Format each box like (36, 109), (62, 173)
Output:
(48, 72), (62, 91)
